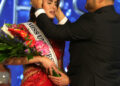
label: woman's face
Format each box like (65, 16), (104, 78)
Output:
(43, 0), (58, 19)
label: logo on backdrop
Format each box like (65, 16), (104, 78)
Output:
(0, 0), (6, 15)
(0, 0), (30, 23)
(0, 0), (84, 17)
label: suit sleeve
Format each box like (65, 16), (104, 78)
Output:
(36, 13), (94, 41)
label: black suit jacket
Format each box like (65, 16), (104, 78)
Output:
(36, 5), (120, 86)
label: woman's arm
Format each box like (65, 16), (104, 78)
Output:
(2, 56), (40, 65)
(2, 56), (57, 74)
(2, 56), (54, 66)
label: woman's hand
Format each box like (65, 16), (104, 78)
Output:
(39, 57), (59, 75)
(48, 71), (70, 86)
(31, 0), (43, 9)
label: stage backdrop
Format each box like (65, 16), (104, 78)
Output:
(0, 0), (120, 86)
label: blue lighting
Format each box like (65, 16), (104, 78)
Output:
(76, 0), (88, 12)
(66, 9), (72, 17)
(0, 0), (120, 86)
(114, 0), (120, 14)
(17, 10), (30, 24)
(18, 0), (31, 6)
(64, 2), (69, 10)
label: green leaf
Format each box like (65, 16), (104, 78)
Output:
(5, 24), (12, 27)
(27, 54), (33, 60)
(0, 43), (13, 50)
(0, 54), (7, 62)
(52, 69), (61, 77)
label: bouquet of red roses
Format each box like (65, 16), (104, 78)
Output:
(0, 23), (49, 61)
(0, 23), (60, 77)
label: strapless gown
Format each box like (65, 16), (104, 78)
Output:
(21, 40), (65, 86)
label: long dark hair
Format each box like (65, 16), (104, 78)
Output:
(57, 0), (60, 8)
(29, 0), (60, 22)
(29, 7), (36, 22)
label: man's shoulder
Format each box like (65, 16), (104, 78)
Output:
(77, 13), (95, 23)
(78, 13), (95, 22)
(81, 13), (95, 18)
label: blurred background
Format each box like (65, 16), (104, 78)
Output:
(0, 0), (120, 86)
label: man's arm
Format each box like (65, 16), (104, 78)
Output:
(36, 13), (93, 41)
(31, 0), (93, 40)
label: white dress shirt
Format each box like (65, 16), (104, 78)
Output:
(35, 9), (68, 25)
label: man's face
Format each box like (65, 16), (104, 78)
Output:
(85, 0), (97, 12)
(43, 0), (58, 19)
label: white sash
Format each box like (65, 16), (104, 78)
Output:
(23, 22), (58, 67)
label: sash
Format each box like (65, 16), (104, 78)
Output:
(23, 22), (58, 67)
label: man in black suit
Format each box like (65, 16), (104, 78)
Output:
(31, 0), (120, 86)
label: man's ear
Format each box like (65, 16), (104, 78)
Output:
(96, 0), (105, 7)
(96, 0), (104, 4)
(42, 0), (44, 8)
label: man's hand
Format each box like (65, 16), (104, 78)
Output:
(31, 0), (43, 9)
(48, 71), (70, 86)
(55, 7), (65, 22)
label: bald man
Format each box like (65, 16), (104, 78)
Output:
(31, 0), (120, 86)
